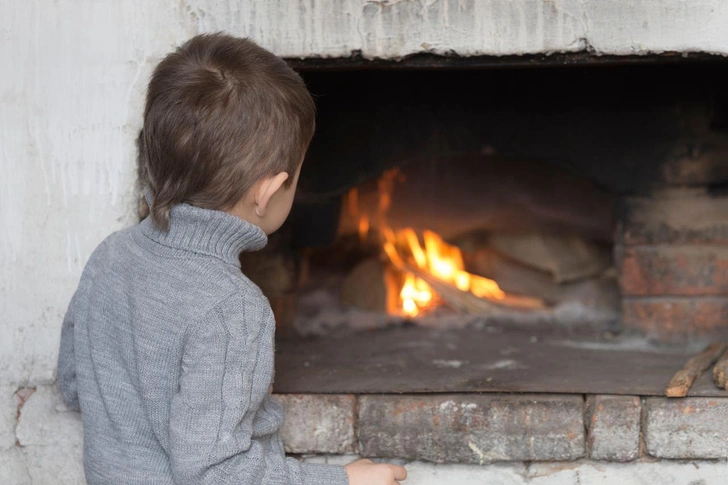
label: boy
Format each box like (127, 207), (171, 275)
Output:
(57, 33), (407, 485)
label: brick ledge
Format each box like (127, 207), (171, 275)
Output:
(275, 393), (728, 463)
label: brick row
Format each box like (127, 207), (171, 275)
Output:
(621, 190), (728, 245)
(274, 393), (728, 462)
(622, 296), (728, 342)
(620, 246), (728, 296)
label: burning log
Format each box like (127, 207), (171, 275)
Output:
(380, 227), (546, 316)
(339, 163), (549, 318)
(400, 261), (546, 314)
(340, 256), (545, 316)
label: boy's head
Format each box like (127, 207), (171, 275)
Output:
(141, 33), (315, 234)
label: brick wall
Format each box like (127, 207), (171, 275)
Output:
(618, 189), (728, 342)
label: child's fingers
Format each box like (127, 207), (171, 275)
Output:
(389, 464), (407, 481)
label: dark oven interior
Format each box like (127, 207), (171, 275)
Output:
(238, 61), (728, 345)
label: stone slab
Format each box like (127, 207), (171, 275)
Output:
(405, 461), (528, 485)
(644, 397), (728, 459)
(275, 394), (356, 454)
(306, 457), (728, 485)
(358, 394), (585, 464)
(275, 325), (728, 396)
(585, 395), (641, 462)
(526, 459), (728, 485)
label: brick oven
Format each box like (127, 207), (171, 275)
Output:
(7, 1), (728, 482)
(233, 57), (728, 468)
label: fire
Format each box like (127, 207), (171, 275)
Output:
(345, 168), (516, 318)
(382, 227), (505, 317)
(400, 273), (433, 316)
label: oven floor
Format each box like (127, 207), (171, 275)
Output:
(275, 324), (728, 397)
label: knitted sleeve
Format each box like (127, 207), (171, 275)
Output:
(168, 293), (349, 485)
(57, 270), (92, 412)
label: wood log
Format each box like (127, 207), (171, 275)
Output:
(341, 257), (399, 313)
(463, 243), (620, 308)
(665, 342), (728, 397)
(401, 262), (546, 313)
(489, 232), (612, 284)
(713, 348), (728, 390)
(499, 293), (549, 311)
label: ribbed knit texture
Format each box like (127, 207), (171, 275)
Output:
(57, 203), (349, 485)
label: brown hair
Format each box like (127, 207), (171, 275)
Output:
(141, 33), (315, 230)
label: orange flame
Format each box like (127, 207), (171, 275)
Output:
(382, 227), (505, 317)
(345, 168), (507, 318)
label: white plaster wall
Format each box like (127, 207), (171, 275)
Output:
(1, 1), (728, 483)
(306, 455), (728, 485)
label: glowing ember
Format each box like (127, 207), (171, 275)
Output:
(381, 226), (505, 317)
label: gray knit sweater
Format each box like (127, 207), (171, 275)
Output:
(57, 202), (349, 485)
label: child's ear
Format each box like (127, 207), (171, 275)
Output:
(254, 172), (290, 217)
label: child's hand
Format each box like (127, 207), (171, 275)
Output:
(344, 458), (407, 485)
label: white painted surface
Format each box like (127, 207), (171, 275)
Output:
(304, 454), (728, 485)
(174, 0), (728, 59)
(1, 0), (728, 481)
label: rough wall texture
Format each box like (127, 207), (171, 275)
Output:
(171, 0), (728, 59)
(304, 456), (728, 485)
(2, 1), (728, 483)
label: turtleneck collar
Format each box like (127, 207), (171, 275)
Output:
(138, 202), (267, 267)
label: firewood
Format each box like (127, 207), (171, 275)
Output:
(401, 262), (546, 313)
(401, 262), (496, 314)
(489, 232), (612, 284)
(463, 244), (619, 314)
(665, 342), (728, 397)
(341, 257), (397, 313)
(499, 293), (548, 311)
(713, 348), (728, 390)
